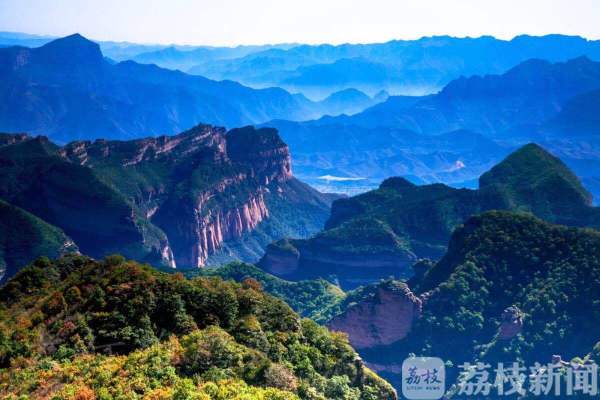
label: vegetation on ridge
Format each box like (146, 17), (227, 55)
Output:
(0, 255), (395, 399)
(268, 143), (600, 284)
(185, 262), (346, 323)
(0, 200), (77, 283)
(366, 211), (600, 369)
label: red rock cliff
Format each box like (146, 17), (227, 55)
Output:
(60, 124), (295, 268)
(328, 281), (422, 349)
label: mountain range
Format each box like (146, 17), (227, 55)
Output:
(265, 56), (600, 196)
(0, 124), (336, 283)
(185, 35), (600, 99)
(0, 34), (385, 144)
(4, 33), (600, 202)
(259, 144), (600, 288)
(0, 31), (296, 65)
(7, 32), (600, 101)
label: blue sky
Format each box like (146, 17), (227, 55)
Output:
(1, 0), (599, 45)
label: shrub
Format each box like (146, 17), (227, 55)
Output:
(180, 327), (243, 375)
(265, 363), (298, 392)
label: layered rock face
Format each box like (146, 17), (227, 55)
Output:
(226, 126), (293, 184)
(159, 185), (271, 268)
(327, 281), (422, 349)
(0, 124), (332, 272)
(151, 126), (295, 267)
(65, 125), (298, 268)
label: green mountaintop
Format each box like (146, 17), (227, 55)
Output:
(0, 255), (395, 399)
(183, 262), (346, 323)
(478, 143), (596, 222)
(333, 211), (600, 390)
(260, 143), (600, 288)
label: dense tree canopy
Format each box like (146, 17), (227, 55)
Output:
(0, 255), (395, 399)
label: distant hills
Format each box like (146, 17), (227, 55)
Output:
(259, 144), (600, 288)
(8, 32), (600, 101)
(0, 31), (295, 65)
(131, 43), (297, 71)
(0, 34), (383, 143)
(265, 56), (600, 196)
(543, 88), (600, 137)
(273, 55), (600, 134)
(0, 124), (336, 282)
(185, 35), (600, 98)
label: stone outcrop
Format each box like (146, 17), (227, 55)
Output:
(498, 305), (524, 340)
(58, 124), (303, 268)
(327, 281), (422, 349)
(184, 191), (270, 267)
(148, 126), (295, 268)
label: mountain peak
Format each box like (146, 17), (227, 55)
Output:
(379, 177), (416, 191)
(480, 143), (564, 182)
(42, 33), (97, 49)
(479, 143), (593, 206)
(37, 33), (103, 64)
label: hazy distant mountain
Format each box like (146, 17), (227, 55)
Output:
(315, 88), (387, 116)
(265, 118), (510, 190)
(132, 43), (296, 71)
(543, 88), (600, 137)
(329, 56), (600, 135)
(0, 34), (363, 142)
(265, 56), (600, 196)
(0, 31), (166, 61)
(5, 32), (600, 101)
(188, 34), (600, 98)
(0, 31), (54, 48)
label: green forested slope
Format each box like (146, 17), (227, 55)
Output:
(0, 255), (395, 399)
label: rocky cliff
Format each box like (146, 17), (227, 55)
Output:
(327, 281), (422, 349)
(60, 124), (293, 268)
(319, 212), (600, 391)
(0, 124), (334, 274)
